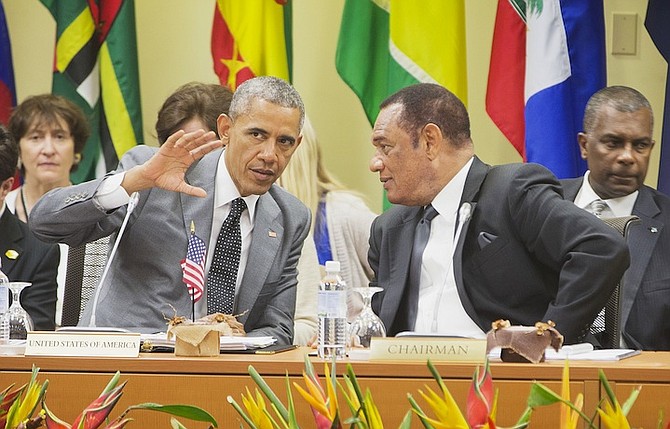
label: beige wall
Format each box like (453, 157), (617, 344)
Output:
(4, 0), (666, 213)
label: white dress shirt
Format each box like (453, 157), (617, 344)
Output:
(574, 171), (637, 217)
(413, 157), (485, 338)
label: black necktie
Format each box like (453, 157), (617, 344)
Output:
(207, 197), (247, 314)
(407, 205), (439, 325)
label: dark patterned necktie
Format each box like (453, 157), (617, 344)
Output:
(406, 205), (439, 324)
(206, 197), (247, 314)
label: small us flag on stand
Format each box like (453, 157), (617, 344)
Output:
(181, 221), (207, 305)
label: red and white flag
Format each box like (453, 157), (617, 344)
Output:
(181, 226), (207, 303)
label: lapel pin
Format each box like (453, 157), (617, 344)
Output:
(650, 227), (658, 233)
(5, 249), (19, 259)
(268, 230), (277, 238)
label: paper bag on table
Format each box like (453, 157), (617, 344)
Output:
(167, 313), (245, 357)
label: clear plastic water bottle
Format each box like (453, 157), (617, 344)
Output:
(0, 260), (10, 344)
(317, 261), (347, 359)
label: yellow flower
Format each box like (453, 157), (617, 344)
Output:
(293, 360), (341, 428)
(240, 387), (273, 429)
(598, 400), (630, 429)
(4, 366), (47, 429)
(414, 384), (468, 429)
(597, 369), (640, 429)
(559, 360), (583, 429)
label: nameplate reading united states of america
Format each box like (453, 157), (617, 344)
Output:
(25, 332), (141, 357)
(369, 337), (487, 362)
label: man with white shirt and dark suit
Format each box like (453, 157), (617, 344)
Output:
(29, 77), (310, 344)
(368, 83), (629, 344)
(562, 85), (670, 350)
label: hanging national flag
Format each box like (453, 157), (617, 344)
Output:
(336, 0), (466, 210)
(645, 0), (670, 195)
(0, 0), (16, 126)
(486, 0), (606, 179)
(181, 223), (207, 303)
(211, 0), (292, 90)
(336, 0), (467, 127)
(39, 0), (143, 184)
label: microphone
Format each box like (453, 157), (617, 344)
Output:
(431, 201), (473, 333)
(89, 191), (140, 327)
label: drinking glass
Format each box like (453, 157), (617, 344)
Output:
(2, 282), (33, 341)
(349, 287), (386, 348)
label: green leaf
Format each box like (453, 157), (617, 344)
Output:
(398, 410), (413, 429)
(249, 365), (289, 422)
(526, 383), (594, 427)
(621, 385), (642, 416)
(101, 371), (121, 396)
(407, 393), (435, 429)
(127, 403), (217, 426)
(284, 374), (300, 429)
(599, 370), (617, 406)
(525, 383), (563, 407)
(346, 364), (369, 425)
(512, 406), (533, 428)
(269, 403), (290, 429)
(227, 395), (258, 429)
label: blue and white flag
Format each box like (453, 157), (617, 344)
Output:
(487, 0), (606, 179)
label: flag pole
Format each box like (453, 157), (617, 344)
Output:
(190, 220), (196, 322)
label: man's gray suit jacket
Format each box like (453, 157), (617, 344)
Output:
(370, 157), (630, 344)
(562, 178), (670, 350)
(29, 146), (310, 344)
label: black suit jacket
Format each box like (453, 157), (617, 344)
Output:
(370, 157), (630, 344)
(562, 178), (670, 350)
(0, 208), (58, 330)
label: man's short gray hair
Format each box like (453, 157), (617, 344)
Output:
(583, 85), (653, 133)
(229, 76), (305, 130)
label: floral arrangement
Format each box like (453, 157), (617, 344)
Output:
(228, 356), (669, 429)
(0, 366), (217, 429)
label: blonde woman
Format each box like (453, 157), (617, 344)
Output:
(278, 118), (377, 344)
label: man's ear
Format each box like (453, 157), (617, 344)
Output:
(217, 114), (232, 142)
(577, 132), (589, 160)
(0, 177), (14, 199)
(422, 123), (443, 160)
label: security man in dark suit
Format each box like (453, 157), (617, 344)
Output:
(562, 85), (670, 350)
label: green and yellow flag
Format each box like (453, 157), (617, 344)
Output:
(335, 0), (467, 124)
(335, 0), (466, 208)
(39, 0), (143, 183)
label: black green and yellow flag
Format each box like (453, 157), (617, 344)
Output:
(39, 0), (142, 183)
(335, 0), (466, 209)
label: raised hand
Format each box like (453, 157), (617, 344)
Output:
(123, 129), (223, 197)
